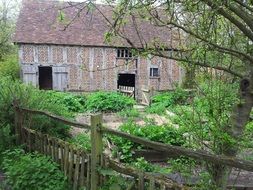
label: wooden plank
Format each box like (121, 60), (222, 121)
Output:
(90, 114), (103, 190)
(64, 143), (69, 176)
(18, 107), (90, 129)
(138, 172), (144, 190)
(28, 131), (32, 152)
(148, 177), (155, 190)
(86, 155), (91, 190)
(68, 148), (74, 183)
(60, 143), (64, 170)
(54, 139), (59, 163)
(73, 152), (81, 190)
(79, 152), (86, 188)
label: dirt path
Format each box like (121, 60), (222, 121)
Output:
(70, 108), (171, 136)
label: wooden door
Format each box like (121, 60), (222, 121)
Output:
(22, 65), (38, 87)
(52, 67), (68, 91)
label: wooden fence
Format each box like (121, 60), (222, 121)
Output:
(14, 106), (184, 190)
(13, 105), (253, 190)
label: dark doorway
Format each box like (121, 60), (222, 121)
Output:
(39, 67), (53, 90)
(117, 73), (136, 98)
(118, 73), (135, 87)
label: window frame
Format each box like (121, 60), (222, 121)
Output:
(150, 67), (160, 78)
(117, 48), (134, 59)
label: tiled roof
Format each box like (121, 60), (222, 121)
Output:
(13, 0), (175, 48)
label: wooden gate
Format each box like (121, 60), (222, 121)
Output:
(22, 65), (38, 87)
(141, 87), (154, 106)
(52, 66), (68, 91)
(118, 85), (135, 98)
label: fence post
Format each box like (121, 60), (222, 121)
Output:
(90, 114), (103, 190)
(14, 101), (23, 145)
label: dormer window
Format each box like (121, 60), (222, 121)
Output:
(117, 48), (133, 58)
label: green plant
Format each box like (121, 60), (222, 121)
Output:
(2, 149), (69, 190)
(118, 108), (140, 118)
(131, 157), (155, 172)
(0, 77), (71, 139)
(108, 121), (185, 162)
(0, 55), (19, 80)
(85, 91), (135, 112)
(46, 91), (86, 113)
(0, 125), (15, 165)
(146, 87), (191, 114)
(68, 133), (91, 152)
(98, 175), (130, 190)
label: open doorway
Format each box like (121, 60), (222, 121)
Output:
(117, 73), (135, 98)
(39, 66), (52, 90)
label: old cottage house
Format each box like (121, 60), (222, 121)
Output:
(13, 0), (183, 100)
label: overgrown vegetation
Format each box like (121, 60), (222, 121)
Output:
(68, 133), (91, 152)
(2, 149), (68, 190)
(0, 55), (19, 79)
(109, 121), (185, 162)
(46, 91), (86, 113)
(146, 87), (191, 114)
(0, 78), (71, 139)
(85, 91), (135, 112)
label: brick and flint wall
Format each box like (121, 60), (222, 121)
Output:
(19, 44), (183, 98)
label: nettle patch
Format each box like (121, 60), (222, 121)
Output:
(108, 121), (186, 162)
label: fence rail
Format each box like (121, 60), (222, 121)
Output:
(13, 105), (253, 190)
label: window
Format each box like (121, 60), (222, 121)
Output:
(117, 48), (133, 58)
(150, 68), (159, 77)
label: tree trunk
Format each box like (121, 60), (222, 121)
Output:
(213, 70), (253, 189)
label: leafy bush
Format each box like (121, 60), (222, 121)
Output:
(68, 133), (91, 152)
(45, 91), (86, 113)
(146, 87), (191, 114)
(132, 157), (155, 172)
(118, 108), (140, 118)
(170, 80), (239, 152)
(0, 55), (19, 80)
(0, 125), (15, 165)
(109, 121), (185, 162)
(85, 91), (135, 112)
(2, 149), (68, 190)
(0, 77), (71, 139)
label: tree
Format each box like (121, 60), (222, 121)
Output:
(100, 0), (253, 188)
(0, 0), (19, 60)
(57, 0), (253, 188)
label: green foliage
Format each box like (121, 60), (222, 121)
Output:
(118, 108), (140, 118)
(170, 80), (239, 153)
(45, 91), (86, 113)
(109, 121), (185, 162)
(131, 157), (155, 172)
(0, 55), (19, 79)
(98, 175), (130, 190)
(68, 133), (91, 152)
(2, 149), (68, 190)
(0, 77), (71, 139)
(85, 91), (135, 112)
(0, 125), (15, 165)
(146, 87), (190, 114)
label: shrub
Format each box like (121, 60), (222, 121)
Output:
(0, 77), (71, 139)
(0, 55), (20, 80)
(68, 133), (91, 152)
(45, 91), (86, 113)
(108, 121), (185, 162)
(85, 91), (135, 112)
(146, 87), (191, 114)
(118, 108), (140, 118)
(0, 125), (15, 165)
(2, 149), (68, 190)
